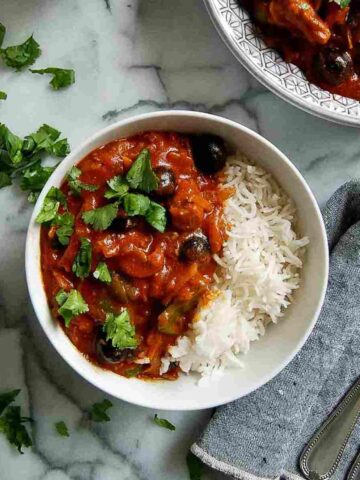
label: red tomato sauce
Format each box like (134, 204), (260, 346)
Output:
(40, 132), (229, 380)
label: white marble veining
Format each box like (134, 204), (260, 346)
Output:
(0, 0), (359, 479)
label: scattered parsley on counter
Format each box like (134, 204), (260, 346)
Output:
(126, 148), (159, 193)
(30, 67), (75, 90)
(0, 389), (33, 454)
(0, 23), (5, 47)
(1, 35), (41, 70)
(93, 262), (112, 284)
(0, 91), (6, 101)
(90, 399), (113, 422)
(153, 414), (176, 431)
(82, 202), (119, 231)
(0, 123), (70, 201)
(186, 452), (203, 480)
(103, 310), (138, 350)
(67, 166), (98, 195)
(56, 289), (89, 327)
(55, 421), (69, 437)
(72, 238), (92, 279)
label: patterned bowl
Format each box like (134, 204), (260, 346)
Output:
(204, 0), (360, 126)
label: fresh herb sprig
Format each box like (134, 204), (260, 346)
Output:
(83, 148), (166, 232)
(0, 123), (70, 202)
(89, 399), (113, 422)
(55, 289), (89, 327)
(153, 414), (176, 431)
(55, 421), (69, 437)
(0, 389), (32, 454)
(103, 310), (138, 350)
(30, 67), (75, 90)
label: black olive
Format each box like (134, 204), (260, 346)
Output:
(154, 166), (176, 197)
(314, 49), (353, 86)
(96, 328), (135, 364)
(108, 216), (142, 233)
(190, 134), (227, 174)
(179, 232), (211, 262)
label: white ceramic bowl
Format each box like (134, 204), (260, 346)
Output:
(204, 0), (360, 127)
(25, 111), (328, 410)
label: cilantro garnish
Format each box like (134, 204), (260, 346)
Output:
(0, 23), (5, 48)
(93, 262), (112, 283)
(340, 0), (350, 7)
(146, 201), (167, 232)
(20, 163), (56, 202)
(0, 390), (33, 454)
(0, 91), (6, 101)
(103, 310), (138, 350)
(90, 399), (113, 422)
(104, 175), (129, 200)
(23, 124), (70, 157)
(82, 202), (119, 231)
(0, 389), (21, 416)
(0, 123), (70, 201)
(1, 35), (41, 70)
(123, 193), (150, 216)
(55, 421), (69, 437)
(36, 187), (66, 224)
(30, 67), (75, 90)
(55, 289), (89, 327)
(72, 238), (92, 279)
(67, 166), (98, 195)
(186, 452), (203, 480)
(126, 148), (159, 193)
(124, 365), (143, 378)
(52, 212), (74, 246)
(153, 414), (176, 431)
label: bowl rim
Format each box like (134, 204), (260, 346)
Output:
(203, 0), (360, 128)
(25, 110), (329, 410)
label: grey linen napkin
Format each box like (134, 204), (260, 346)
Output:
(192, 180), (360, 480)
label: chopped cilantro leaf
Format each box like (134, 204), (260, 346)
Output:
(72, 238), (92, 279)
(126, 149), (158, 193)
(153, 414), (176, 431)
(0, 91), (6, 101)
(0, 389), (20, 416)
(19, 162), (55, 197)
(0, 124), (23, 164)
(82, 202), (119, 231)
(0, 172), (11, 188)
(186, 452), (203, 480)
(56, 289), (89, 327)
(146, 201), (166, 232)
(0, 406), (33, 454)
(24, 124), (70, 157)
(90, 399), (113, 422)
(104, 175), (129, 199)
(52, 212), (74, 246)
(124, 365), (143, 378)
(55, 421), (69, 437)
(93, 262), (112, 283)
(1, 35), (41, 70)
(67, 166), (98, 195)
(103, 310), (138, 350)
(299, 2), (309, 8)
(36, 187), (66, 224)
(0, 23), (5, 48)
(340, 0), (350, 7)
(123, 193), (150, 216)
(30, 67), (75, 90)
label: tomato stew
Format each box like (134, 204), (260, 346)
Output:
(40, 132), (229, 380)
(243, 0), (360, 100)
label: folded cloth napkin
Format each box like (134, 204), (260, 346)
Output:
(192, 180), (360, 480)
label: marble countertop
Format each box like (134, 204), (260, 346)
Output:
(1, 0), (359, 479)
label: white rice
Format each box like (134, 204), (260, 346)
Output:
(160, 153), (309, 381)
